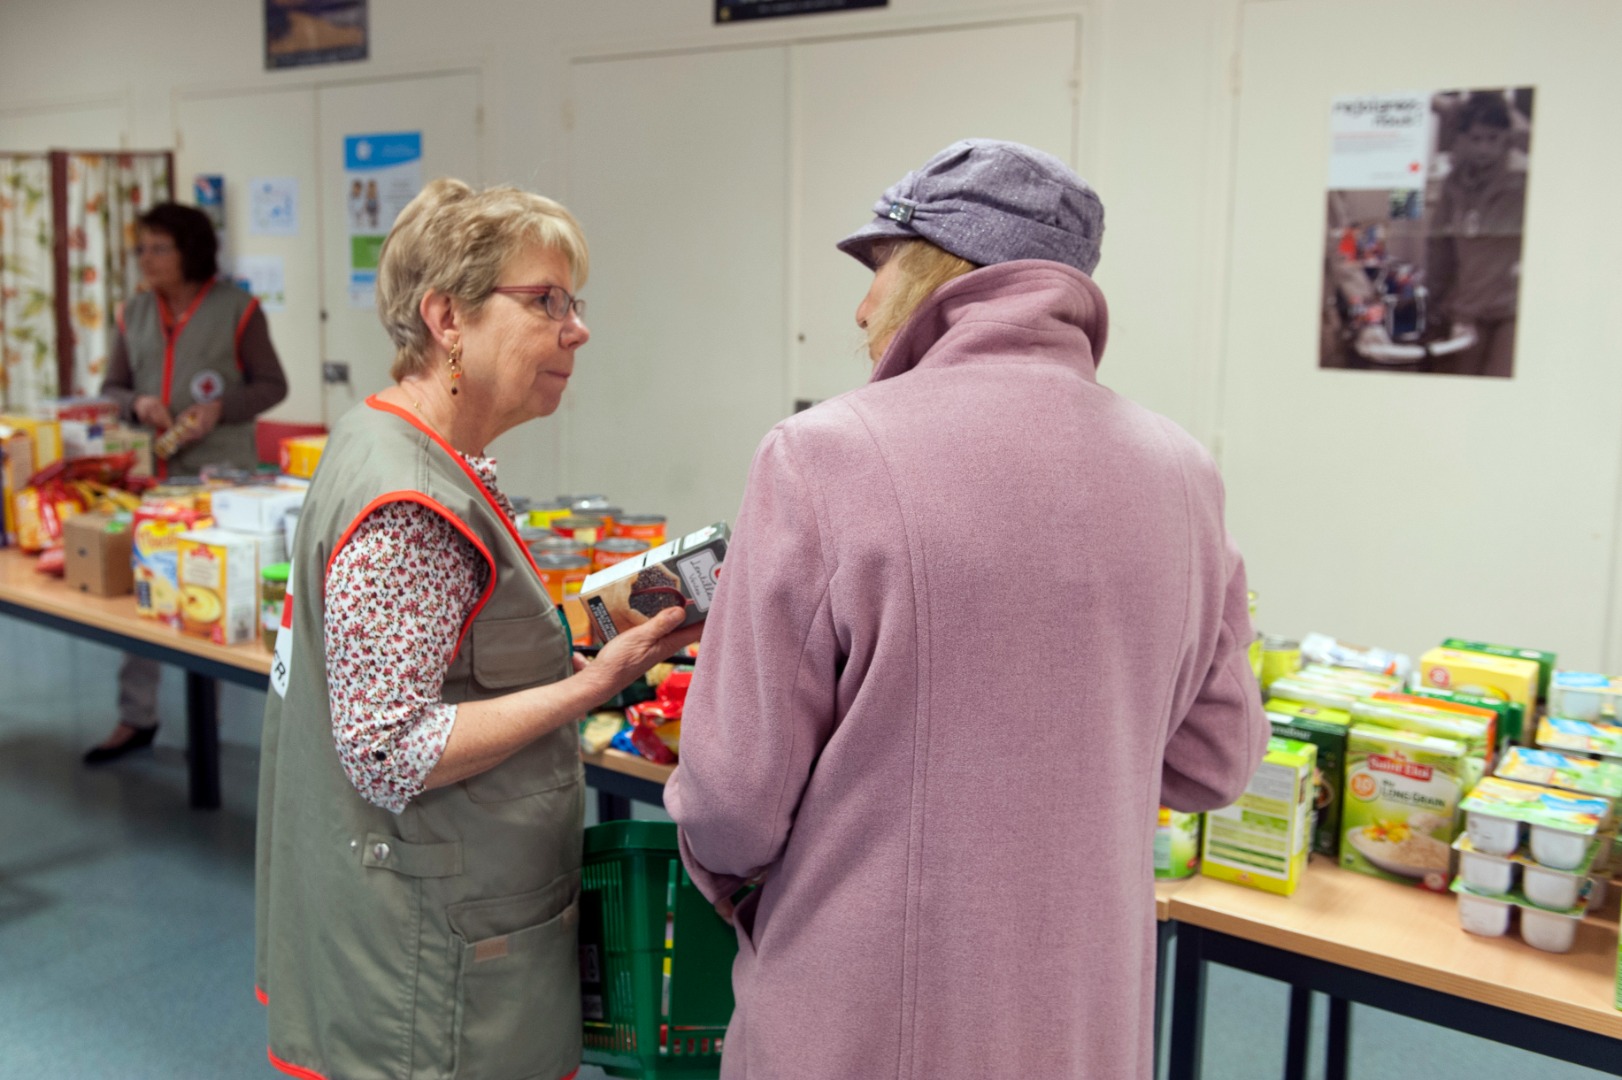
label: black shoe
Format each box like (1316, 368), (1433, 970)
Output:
(83, 724), (159, 765)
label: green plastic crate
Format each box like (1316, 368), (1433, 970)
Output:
(580, 821), (738, 1078)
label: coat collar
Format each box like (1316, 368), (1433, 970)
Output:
(869, 259), (1109, 385)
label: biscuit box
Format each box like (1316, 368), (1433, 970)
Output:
(1442, 637), (1556, 701)
(1201, 736), (1317, 896)
(1265, 698), (1351, 858)
(1418, 647), (1539, 729)
(580, 522), (728, 643)
(176, 528), (259, 645)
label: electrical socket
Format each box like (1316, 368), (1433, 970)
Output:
(322, 362), (350, 384)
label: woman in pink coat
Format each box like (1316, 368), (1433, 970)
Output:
(664, 139), (1269, 1080)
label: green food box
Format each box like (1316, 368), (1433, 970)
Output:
(1411, 686), (1524, 747)
(1442, 637), (1557, 701)
(1201, 736), (1317, 896)
(1266, 699), (1351, 859)
(1154, 807), (1202, 880)
(1341, 725), (1467, 893)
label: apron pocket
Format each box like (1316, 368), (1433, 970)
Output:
(449, 888), (582, 1080)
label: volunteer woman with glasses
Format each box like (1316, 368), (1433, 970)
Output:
(666, 141), (1269, 1080)
(254, 179), (699, 1080)
(86, 202), (288, 764)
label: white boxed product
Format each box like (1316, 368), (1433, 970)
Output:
(209, 484), (307, 535)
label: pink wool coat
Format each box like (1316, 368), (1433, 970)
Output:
(664, 259), (1269, 1080)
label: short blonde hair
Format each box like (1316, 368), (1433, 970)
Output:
(378, 178), (590, 380)
(864, 239), (977, 357)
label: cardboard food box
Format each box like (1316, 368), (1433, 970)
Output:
(209, 484), (306, 535)
(1418, 647), (1539, 728)
(177, 528), (259, 645)
(63, 512), (134, 596)
(581, 522), (728, 643)
(1266, 698), (1351, 858)
(102, 425), (154, 478)
(0, 414), (62, 470)
(1442, 637), (1557, 701)
(133, 506), (213, 623)
(279, 435), (327, 480)
(1154, 807), (1203, 880)
(1, 425), (35, 545)
(1201, 736), (1317, 896)
(1340, 725), (1467, 892)
(1412, 686), (1525, 748)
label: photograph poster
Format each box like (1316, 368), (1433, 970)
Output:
(265, 0), (367, 70)
(1320, 87), (1533, 378)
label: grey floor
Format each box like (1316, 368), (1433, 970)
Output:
(0, 614), (1610, 1080)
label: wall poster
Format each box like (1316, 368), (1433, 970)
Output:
(1320, 87), (1533, 378)
(716, 0), (885, 23)
(265, 0), (368, 70)
(343, 132), (421, 309)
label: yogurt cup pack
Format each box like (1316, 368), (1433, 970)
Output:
(1549, 671), (1622, 724)
(1449, 878), (1586, 953)
(1459, 776), (1608, 870)
(1536, 715), (1622, 761)
(1496, 746), (1622, 809)
(1451, 833), (1601, 911)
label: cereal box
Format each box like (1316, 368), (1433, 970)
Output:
(1266, 698), (1351, 858)
(1201, 736), (1317, 896)
(1341, 725), (1467, 892)
(177, 528), (259, 645)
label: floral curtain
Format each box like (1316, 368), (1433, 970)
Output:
(59, 152), (171, 397)
(0, 155), (56, 412)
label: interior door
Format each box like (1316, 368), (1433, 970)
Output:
(316, 72), (482, 411)
(176, 87), (322, 423)
(791, 19), (1081, 404)
(565, 48), (791, 530)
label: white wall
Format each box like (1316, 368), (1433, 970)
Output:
(3, 0), (1616, 669)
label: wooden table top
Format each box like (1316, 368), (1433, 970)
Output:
(1156, 878), (1191, 921)
(1170, 860), (1622, 1038)
(0, 547), (272, 675)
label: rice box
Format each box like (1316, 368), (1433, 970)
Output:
(1341, 725), (1467, 892)
(580, 522), (728, 642)
(1201, 736), (1317, 896)
(1266, 698), (1350, 858)
(177, 528), (259, 645)
(1412, 686), (1524, 747)
(1154, 808), (1202, 880)
(1418, 648), (1538, 728)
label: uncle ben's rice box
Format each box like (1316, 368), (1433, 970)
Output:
(1340, 725), (1467, 892)
(1200, 737), (1316, 896)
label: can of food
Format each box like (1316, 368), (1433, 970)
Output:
(592, 537), (650, 572)
(527, 535), (591, 560)
(583, 505), (621, 534)
(534, 553), (591, 606)
(516, 524), (551, 548)
(551, 515), (604, 545)
(1260, 634), (1302, 691)
(527, 506), (571, 531)
(613, 513), (667, 545)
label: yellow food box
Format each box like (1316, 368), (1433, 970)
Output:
(134, 508), (213, 622)
(1201, 736), (1317, 896)
(1417, 647), (1539, 721)
(0, 414), (62, 470)
(279, 435), (327, 480)
(177, 528), (260, 645)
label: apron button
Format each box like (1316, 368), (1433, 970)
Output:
(372, 842), (391, 862)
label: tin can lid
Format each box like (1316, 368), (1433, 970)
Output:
(1262, 634), (1300, 650)
(534, 553), (591, 569)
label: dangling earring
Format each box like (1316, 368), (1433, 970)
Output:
(447, 339), (463, 395)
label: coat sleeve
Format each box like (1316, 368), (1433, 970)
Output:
(1160, 531), (1270, 813)
(665, 425), (841, 903)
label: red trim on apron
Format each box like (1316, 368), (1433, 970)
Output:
(324, 491), (498, 660)
(233, 297), (260, 373)
(266, 1047), (331, 1080)
(365, 395), (547, 580)
(152, 280), (215, 481)
(255, 984), (269, 1006)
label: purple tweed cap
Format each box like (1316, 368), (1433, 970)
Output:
(837, 138), (1105, 276)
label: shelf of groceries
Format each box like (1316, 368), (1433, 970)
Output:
(1158, 622), (1622, 1022)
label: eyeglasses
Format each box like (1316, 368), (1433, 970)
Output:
(490, 285), (587, 322)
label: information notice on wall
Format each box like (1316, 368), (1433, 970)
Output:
(343, 131), (422, 309)
(716, 0), (885, 24)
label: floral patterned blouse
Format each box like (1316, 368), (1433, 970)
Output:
(324, 454), (514, 813)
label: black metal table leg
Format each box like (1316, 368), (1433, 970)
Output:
(1284, 985), (1313, 1080)
(185, 671), (221, 809)
(1167, 921), (1207, 1080)
(1326, 996), (1351, 1080)
(597, 791), (633, 822)
(1155, 918), (1175, 1074)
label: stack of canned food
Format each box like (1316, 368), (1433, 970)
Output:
(514, 495), (668, 644)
